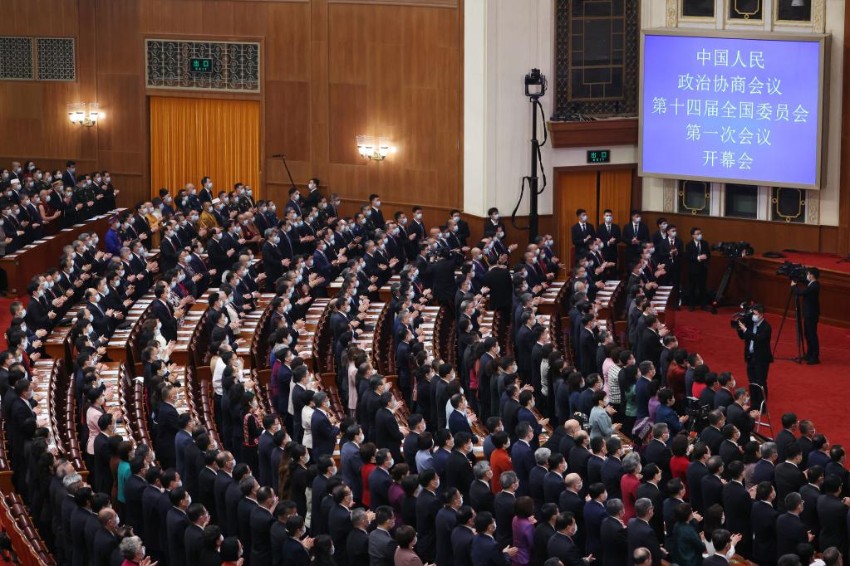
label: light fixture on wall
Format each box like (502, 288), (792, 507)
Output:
(356, 135), (394, 161)
(68, 103), (101, 127)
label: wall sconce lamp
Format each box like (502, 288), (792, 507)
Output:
(68, 103), (101, 127)
(356, 135), (394, 161)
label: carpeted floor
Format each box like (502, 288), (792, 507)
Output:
(674, 306), (850, 448)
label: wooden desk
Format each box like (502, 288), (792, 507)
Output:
(0, 209), (125, 297)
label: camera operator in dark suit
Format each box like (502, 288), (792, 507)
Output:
(736, 303), (773, 411)
(793, 267), (820, 365)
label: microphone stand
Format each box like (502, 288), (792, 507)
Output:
(273, 154), (297, 191)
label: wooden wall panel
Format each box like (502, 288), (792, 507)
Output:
(0, 0), (461, 213)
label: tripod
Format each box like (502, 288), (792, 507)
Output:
(772, 284), (806, 363)
(710, 256), (739, 314)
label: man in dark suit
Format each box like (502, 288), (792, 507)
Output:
(577, 315), (598, 377)
(775, 413), (799, 463)
(548, 511), (592, 565)
(752, 443), (778, 486)
(368, 194), (385, 228)
(726, 388), (756, 447)
(571, 208), (596, 258)
(184, 503), (207, 565)
(816, 475), (848, 552)
(373, 392), (405, 464)
(124, 458), (148, 536)
(311, 393), (340, 460)
(543, 454), (567, 506)
(493, 472), (519, 548)
(685, 227), (711, 311)
(699, 410), (725, 457)
(451, 506), (476, 566)
(776, 492), (812, 557)
(751, 482), (779, 566)
(470, 512), (516, 566)
(435, 489), (461, 566)
(800, 467), (823, 536)
(597, 210), (621, 265)
(470, 461), (495, 513)
(584, 483), (608, 558)
(152, 283), (180, 342)
(166, 487), (191, 566)
(155, 385), (181, 470)
(736, 303), (773, 409)
(627, 498), (664, 566)
(722, 461), (752, 558)
(92, 508), (120, 566)
(346, 506), (370, 566)
(600, 439), (625, 500)
(776, 444), (806, 511)
(368, 450), (394, 511)
(600, 499), (628, 566)
(701, 456), (725, 512)
(510, 424), (536, 496)
(532, 504), (558, 564)
(446, 433), (475, 499)
(250, 487), (277, 566)
(415, 470), (441, 562)
(621, 210), (650, 269)
(794, 267), (821, 364)
(92, 413), (115, 495)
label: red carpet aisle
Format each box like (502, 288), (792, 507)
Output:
(675, 307), (850, 448)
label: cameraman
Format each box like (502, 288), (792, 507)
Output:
(792, 267), (820, 365)
(736, 303), (773, 410)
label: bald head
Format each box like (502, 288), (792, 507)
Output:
(565, 420), (581, 436)
(564, 473), (582, 490)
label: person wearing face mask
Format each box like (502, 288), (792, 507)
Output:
(62, 160), (78, 188)
(685, 227), (711, 311)
(571, 208), (597, 258)
(736, 304), (773, 411)
(793, 266), (820, 365)
(483, 206), (505, 238)
(656, 223), (683, 288)
(198, 176), (214, 204)
(622, 209), (650, 269)
(367, 193), (384, 227)
(302, 177), (322, 210)
(651, 217), (670, 249)
(132, 201), (153, 248)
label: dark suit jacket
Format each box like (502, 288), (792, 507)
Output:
(817, 493), (848, 551)
(800, 483), (821, 534)
(452, 525), (475, 566)
(751, 499), (779, 564)
(249, 505), (275, 565)
(775, 429), (798, 462)
(368, 467), (393, 510)
(415, 489), (440, 561)
(446, 450), (474, 499)
(626, 518), (662, 566)
(548, 531), (588, 566)
(184, 522), (205, 566)
(600, 516), (628, 566)
(311, 409), (339, 460)
(470, 479), (494, 513)
(374, 407), (404, 463)
(156, 401), (180, 468)
(470, 534), (510, 566)
(493, 491), (517, 547)
(571, 222), (596, 253)
(622, 222), (650, 264)
(510, 441), (535, 496)
(543, 471), (566, 506)
(601, 457), (624, 500)
(435, 507), (458, 566)
(346, 527), (369, 566)
(701, 474), (724, 512)
(737, 319), (774, 365)
(141, 485), (165, 554)
(166, 507), (190, 566)
(776, 512), (808, 557)
(722, 480), (752, 544)
(92, 526), (119, 566)
(152, 298), (178, 342)
(796, 280), (820, 319)
(751, 459), (776, 486)
(775, 462), (806, 510)
(584, 499), (607, 558)
(328, 504), (353, 564)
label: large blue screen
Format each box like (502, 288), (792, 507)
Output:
(640, 33), (824, 188)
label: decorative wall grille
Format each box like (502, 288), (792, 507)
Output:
(37, 38), (76, 81)
(0, 37), (34, 80)
(146, 39), (260, 92)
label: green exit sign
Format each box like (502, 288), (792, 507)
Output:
(587, 149), (611, 164)
(189, 58), (213, 73)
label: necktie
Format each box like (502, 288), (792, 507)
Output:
(697, 242), (701, 254)
(634, 224), (638, 235)
(581, 223), (585, 233)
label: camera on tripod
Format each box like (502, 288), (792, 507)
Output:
(776, 261), (809, 283)
(730, 300), (756, 329)
(712, 241), (754, 257)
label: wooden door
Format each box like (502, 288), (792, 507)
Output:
(555, 166), (635, 268)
